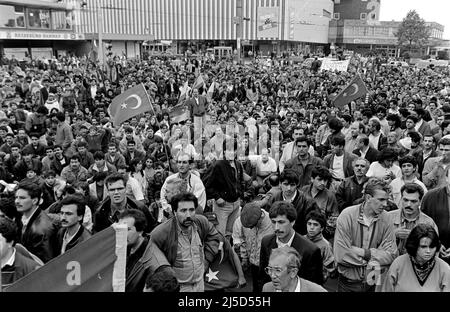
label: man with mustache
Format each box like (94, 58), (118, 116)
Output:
(387, 183), (437, 256)
(258, 201), (324, 290)
(150, 192), (220, 292)
(56, 195), (91, 255)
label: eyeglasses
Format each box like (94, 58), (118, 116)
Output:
(177, 161), (189, 164)
(108, 187), (125, 193)
(264, 266), (288, 276)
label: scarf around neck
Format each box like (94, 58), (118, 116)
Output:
(410, 255), (436, 286)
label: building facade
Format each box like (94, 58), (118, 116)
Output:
(72, 0), (333, 59)
(329, 0), (445, 57)
(332, 0), (380, 21)
(329, 19), (445, 57)
(0, 0), (85, 60)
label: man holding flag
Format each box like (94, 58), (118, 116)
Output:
(108, 84), (155, 126)
(332, 74), (368, 110)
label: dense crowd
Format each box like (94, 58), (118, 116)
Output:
(1, 49), (450, 292)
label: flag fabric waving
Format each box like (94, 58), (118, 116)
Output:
(206, 82), (215, 102)
(193, 74), (205, 90)
(170, 104), (190, 124)
(332, 74), (368, 109)
(4, 225), (127, 292)
(108, 84), (154, 126)
(178, 81), (190, 105)
(204, 233), (239, 291)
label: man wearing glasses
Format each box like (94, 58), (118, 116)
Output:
(93, 173), (156, 234)
(159, 153), (206, 222)
(263, 246), (326, 292)
(259, 201), (324, 291)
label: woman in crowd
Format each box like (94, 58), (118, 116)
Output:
(381, 224), (450, 292)
(366, 148), (401, 182)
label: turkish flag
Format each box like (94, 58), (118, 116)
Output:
(332, 74), (368, 109)
(4, 225), (128, 292)
(204, 234), (239, 291)
(108, 84), (154, 126)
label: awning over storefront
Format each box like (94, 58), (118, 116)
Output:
(0, 0), (74, 10)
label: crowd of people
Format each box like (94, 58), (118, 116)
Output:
(1, 48), (450, 292)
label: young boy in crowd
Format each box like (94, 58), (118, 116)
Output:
(304, 210), (336, 282)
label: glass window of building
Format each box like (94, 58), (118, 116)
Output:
(0, 5), (25, 27)
(28, 8), (51, 29)
(51, 10), (72, 30)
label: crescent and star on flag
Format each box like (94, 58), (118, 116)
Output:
(206, 268), (220, 282)
(205, 241), (223, 282)
(121, 94), (142, 110)
(343, 83), (359, 97)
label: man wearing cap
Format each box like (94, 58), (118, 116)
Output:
(232, 202), (274, 292)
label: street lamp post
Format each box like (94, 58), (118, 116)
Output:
(236, 0), (243, 64)
(97, 2), (104, 65)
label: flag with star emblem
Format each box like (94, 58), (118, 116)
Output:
(204, 234), (239, 291)
(332, 74), (368, 109)
(108, 84), (155, 126)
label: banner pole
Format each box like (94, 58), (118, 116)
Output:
(141, 83), (156, 116)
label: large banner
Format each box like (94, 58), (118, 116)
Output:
(257, 7), (279, 39)
(416, 59), (449, 69)
(320, 59), (350, 72)
(5, 225), (127, 292)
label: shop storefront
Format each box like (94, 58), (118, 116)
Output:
(0, 1), (85, 60)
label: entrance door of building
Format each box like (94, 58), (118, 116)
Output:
(213, 46), (232, 59)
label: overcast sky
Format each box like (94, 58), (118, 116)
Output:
(380, 0), (450, 39)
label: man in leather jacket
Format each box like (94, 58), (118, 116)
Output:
(15, 181), (57, 263)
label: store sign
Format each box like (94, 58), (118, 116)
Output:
(0, 31), (85, 40)
(257, 7), (279, 39)
(352, 38), (396, 45)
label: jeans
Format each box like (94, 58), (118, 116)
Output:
(250, 264), (261, 293)
(337, 274), (375, 292)
(213, 199), (240, 236)
(193, 115), (206, 159)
